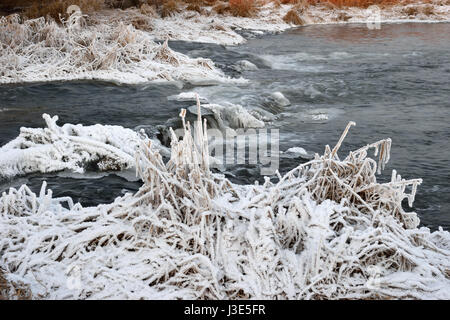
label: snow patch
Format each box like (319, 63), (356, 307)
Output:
(0, 114), (144, 179)
(167, 91), (208, 103)
(286, 147), (308, 156)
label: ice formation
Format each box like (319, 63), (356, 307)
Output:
(269, 92), (291, 107)
(193, 103), (265, 129)
(167, 91), (209, 103)
(0, 13), (243, 85)
(0, 114), (143, 179)
(0, 106), (449, 300)
(286, 147), (308, 156)
(232, 60), (259, 72)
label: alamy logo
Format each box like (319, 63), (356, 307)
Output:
(66, 265), (82, 290)
(366, 265), (382, 289)
(173, 125), (280, 176)
(366, 5), (382, 30)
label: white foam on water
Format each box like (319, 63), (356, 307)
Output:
(261, 54), (326, 71)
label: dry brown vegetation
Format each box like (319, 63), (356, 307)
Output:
(283, 8), (305, 24)
(0, 269), (32, 300)
(403, 5), (419, 15)
(30, 0), (104, 19)
(337, 11), (352, 20)
(186, 3), (205, 13)
(1, 0), (443, 21)
(182, 0), (218, 5)
(229, 0), (257, 17)
(0, 0), (143, 18)
(0, 0), (105, 19)
(0, 0), (33, 14)
(279, 0), (308, 4)
(160, 0), (181, 17)
(403, 3), (436, 16)
(305, 0), (402, 8)
(421, 4), (435, 15)
(139, 2), (158, 15)
(213, 1), (231, 14)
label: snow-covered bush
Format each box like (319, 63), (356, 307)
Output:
(0, 101), (448, 299)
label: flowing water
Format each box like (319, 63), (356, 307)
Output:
(1, 22), (449, 230)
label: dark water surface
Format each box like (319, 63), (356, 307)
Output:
(1, 22), (449, 230)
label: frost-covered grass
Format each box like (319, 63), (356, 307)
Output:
(0, 12), (243, 84)
(0, 101), (264, 180)
(0, 114), (142, 179)
(0, 101), (449, 299)
(1, 2), (449, 299)
(0, 268), (32, 300)
(111, 1), (450, 46)
(1, 1), (449, 84)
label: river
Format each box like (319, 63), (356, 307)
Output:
(1, 22), (449, 230)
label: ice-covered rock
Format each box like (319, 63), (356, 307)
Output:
(232, 60), (259, 72)
(269, 91), (291, 107)
(167, 92), (208, 103)
(286, 147), (308, 156)
(283, 146), (314, 160)
(188, 103), (265, 130)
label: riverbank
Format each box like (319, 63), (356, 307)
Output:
(1, 1), (450, 84)
(128, 1), (450, 45)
